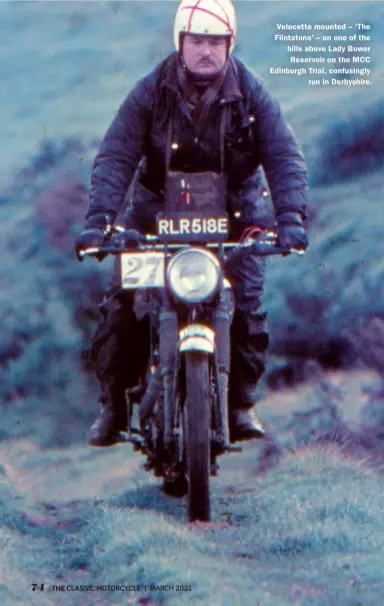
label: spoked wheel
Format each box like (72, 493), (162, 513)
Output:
(185, 351), (211, 522)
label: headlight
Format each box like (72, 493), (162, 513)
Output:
(167, 249), (221, 303)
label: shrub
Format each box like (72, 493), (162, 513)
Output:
(346, 315), (384, 378)
(311, 99), (384, 186)
(36, 179), (88, 252)
(0, 137), (111, 446)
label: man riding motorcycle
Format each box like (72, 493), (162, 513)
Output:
(76, 0), (309, 447)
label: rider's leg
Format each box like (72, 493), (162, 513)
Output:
(225, 251), (268, 441)
(88, 261), (150, 446)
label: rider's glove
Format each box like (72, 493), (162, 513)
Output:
(75, 213), (113, 262)
(276, 211), (308, 251)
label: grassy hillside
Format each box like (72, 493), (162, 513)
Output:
(1, 0), (383, 446)
(0, 2), (383, 604)
(1, 389), (383, 605)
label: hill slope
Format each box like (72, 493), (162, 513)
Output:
(1, 370), (383, 605)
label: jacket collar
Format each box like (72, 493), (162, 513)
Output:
(220, 57), (243, 103)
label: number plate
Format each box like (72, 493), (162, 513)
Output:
(157, 212), (229, 242)
(120, 253), (165, 289)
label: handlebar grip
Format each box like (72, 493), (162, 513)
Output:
(249, 242), (304, 256)
(249, 242), (287, 256)
(80, 229), (149, 258)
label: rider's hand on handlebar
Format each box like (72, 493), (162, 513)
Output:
(276, 211), (308, 253)
(75, 228), (109, 261)
(75, 213), (114, 261)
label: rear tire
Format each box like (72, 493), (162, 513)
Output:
(185, 352), (211, 522)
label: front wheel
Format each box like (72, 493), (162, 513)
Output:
(185, 352), (211, 522)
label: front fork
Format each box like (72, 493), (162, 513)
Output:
(159, 306), (178, 453)
(158, 282), (236, 476)
(211, 281), (235, 452)
(174, 281), (236, 457)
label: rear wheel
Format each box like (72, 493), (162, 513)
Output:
(185, 352), (211, 522)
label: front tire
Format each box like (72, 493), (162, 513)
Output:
(185, 352), (211, 522)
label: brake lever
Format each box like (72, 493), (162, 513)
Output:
(79, 233), (149, 260)
(246, 238), (306, 257)
(113, 228), (151, 248)
(78, 247), (99, 258)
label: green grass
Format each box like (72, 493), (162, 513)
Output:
(1, 442), (382, 605)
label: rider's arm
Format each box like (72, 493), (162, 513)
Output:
(249, 79), (309, 219)
(86, 76), (154, 223)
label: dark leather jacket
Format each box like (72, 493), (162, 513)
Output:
(87, 52), (309, 233)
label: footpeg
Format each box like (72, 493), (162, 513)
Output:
(224, 443), (243, 453)
(118, 432), (146, 452)
(212, 439), (243, 455)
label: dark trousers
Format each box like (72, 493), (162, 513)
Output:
(90, 248), (268, 412)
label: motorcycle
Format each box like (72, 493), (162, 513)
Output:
(81, 210), (303, 522)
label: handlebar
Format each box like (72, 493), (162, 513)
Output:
(79, 228), (305, 259)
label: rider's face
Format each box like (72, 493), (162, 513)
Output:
(182, 34), (228, 75)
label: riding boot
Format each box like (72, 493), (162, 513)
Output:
(229, 312), (268, 442)
(229, 384), (266, 442)
(88, 383), (128, 447)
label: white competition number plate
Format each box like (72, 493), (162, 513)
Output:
(120, 252), (165, 289)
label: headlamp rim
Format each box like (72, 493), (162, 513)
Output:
(166, 247), (221, 303)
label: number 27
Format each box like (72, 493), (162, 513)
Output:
(123, 256), (160, 286)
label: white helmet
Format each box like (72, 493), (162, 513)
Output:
(174, 0), (236, 54)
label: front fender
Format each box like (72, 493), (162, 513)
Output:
(179, 324), (215, 354)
